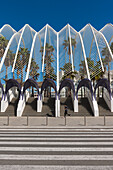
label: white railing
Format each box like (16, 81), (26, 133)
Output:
(1, 89), (14, 112)
(71, 90), (78, 112)
(17, 90), (29, 117)
(86, 88), (99, 117)
(103, 88), (113, 112)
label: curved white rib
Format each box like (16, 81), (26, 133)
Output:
(25, 32), (38, 80)
(42, 25), (48, 72)
(0, 32), (20, 71)
(68, 24), (74, 71)
(12, 24), (34, 72)
(88, 24), (104, 72)
(78, 32), (90, 80)
(99, 31), (113, 59)
(100, 23), (112, 32)
(18, 24), (36, 34)
(0, 24), (16, 33)
(47, 24), (57, 34)
(25, 25), (47, 80)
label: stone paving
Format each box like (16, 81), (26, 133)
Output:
(0, 115), (112, 127)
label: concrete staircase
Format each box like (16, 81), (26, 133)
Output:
(23, 97), (55, 117)
(23, 97), (37, 116)
(98, 98), (112, 116)
(41, 97), (55, 116)
(0, 128), (113, 169)
(60, 97), (93, 116)
(0, 98), (19, 116)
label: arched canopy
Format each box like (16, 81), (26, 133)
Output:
(41, 78), (57, 96)
(23, 79), (39, 96)
(94, 78), (111, 98)
(5, 79), (21, 96)
(76, 79), (93, 99)
(58, 79), (75, 99)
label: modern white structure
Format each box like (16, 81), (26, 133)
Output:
(0, 23), (113, 117)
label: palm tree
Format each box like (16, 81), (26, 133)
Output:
(29, 58), (39, 96)
(62, 37), (77, 78)
(29, 58), (39, 80)
(40, 43), (56, 80)
(15, 47), (30, 84)
(101, 42), (113, 82)
(40, 43), (56, 97)
(79, 58), (103, 84)
(0, 36), (9, 60)
(62, 37), (76, 97)
(61, 63), (77, 80)
(63, 37), (76, 63)
(4, 49), (15, 79)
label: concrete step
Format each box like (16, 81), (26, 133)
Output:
(0, 128), (112, 169)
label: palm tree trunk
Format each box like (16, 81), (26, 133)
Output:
(73, 47), (75, 68)
(13, 72), (15, 79)
(69, 55), (70, 63)
(21, 68), (23, 84)
(32, 87), (34, 97)
(5, 66), (8, 79)
(108, 62), (110, 83)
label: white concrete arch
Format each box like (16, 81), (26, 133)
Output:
(88, 24), (104, 71)
(18, 24), (36, 34)
(0, 32), (20, 72)
(62, 24), (90, 80)
(99, 31), (113, 59)
(68, 24), (74, 71)
(47, 24), (57, 34)
(42, 24), (48, 72)
(58, 24), (76, 72)
(78, 32), (90, 80)
(12, 24), (36, 72)
(99, 23), (113, 45)
(80, 24), (104, 72)
(88, 24), (104, 72)
(25, 25), (47, 80)
(100, 23), (112, 32)
(0, 24), (16, 34)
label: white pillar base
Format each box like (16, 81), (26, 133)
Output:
(37, 97), (42, 112)
(74, 97), (78, 112)
(111, 97), (113, 112)
(93, 99), (99, 117)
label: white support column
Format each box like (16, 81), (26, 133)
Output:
(74, 97), (78, 112)
(42, 25), (48, 72)
(37, 95), (42, 112)
(92, 96), (99, 117)
(111, 96), (113, 112)
(56, 32), (60, 117)
(68, 24), (74, 72)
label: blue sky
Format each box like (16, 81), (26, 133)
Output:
(1, 0), (113, 32)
